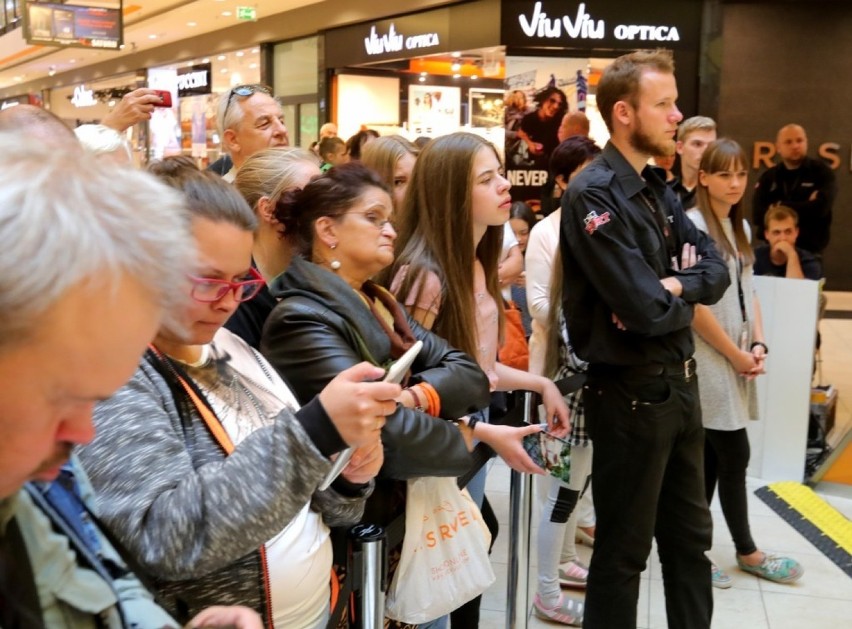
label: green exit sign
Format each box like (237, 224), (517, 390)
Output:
(236, 6), (257, 21)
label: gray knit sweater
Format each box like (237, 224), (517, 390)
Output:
(76, 348), (369, 625)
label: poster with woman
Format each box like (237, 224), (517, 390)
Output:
(408, 85), (460, 136)
(504, 57), (588, 209)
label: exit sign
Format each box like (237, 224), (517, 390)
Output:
(237, 6), (256, 21)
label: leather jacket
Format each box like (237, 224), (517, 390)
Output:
(262, 256), (490, 481)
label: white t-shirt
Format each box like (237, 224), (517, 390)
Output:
(189, 328), (331, 628)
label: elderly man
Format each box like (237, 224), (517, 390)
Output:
(557, 111), (590, 142)
(0, 132), (266, 627)
(217, 84), (289, 181)
(753, 124), (836, 255)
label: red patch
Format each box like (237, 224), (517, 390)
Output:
(584, 210), (611, 235)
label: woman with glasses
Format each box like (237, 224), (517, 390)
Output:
(261, 162), (545, 627)
(77, 157), (400, 628)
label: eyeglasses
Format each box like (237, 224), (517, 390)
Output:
(188, 267), (265, 303)
(347, 210), (396, 231)
(223, 84), (272, 118)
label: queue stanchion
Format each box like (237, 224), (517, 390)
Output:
(349, 523), (387, 629)
(506, 390), (535, 629)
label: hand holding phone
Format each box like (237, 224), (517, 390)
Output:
(522, 423), (571, 483)
(151, 89), (172, 108)
(318, 342), (423, 491)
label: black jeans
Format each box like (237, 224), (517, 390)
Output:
(582, 369), (713, 629)
(704, 427), (757, 557)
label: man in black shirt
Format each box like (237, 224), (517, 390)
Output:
(670, 115), (717, 211)
(560, 50), (729, 629)
(753, 124), (836, 255)
(754, 205), (822, 280)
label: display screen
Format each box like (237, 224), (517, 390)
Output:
(24, 2), (122, 50)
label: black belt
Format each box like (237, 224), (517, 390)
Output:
(589, 358), (695, 379)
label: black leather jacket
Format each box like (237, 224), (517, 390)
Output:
(262, 256), (490, 482)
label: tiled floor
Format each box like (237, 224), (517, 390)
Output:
(478, 290), (852, 628)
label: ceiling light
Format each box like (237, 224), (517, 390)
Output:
(222, 10), (232, 16)
(217, 55), (226, 61)
(220, 68), (229, 73)
(451, 51), (461, 58)
(187, 21), (197, 27)
(420, 71), (427, 77)
(148, 34), (157, 39)
(251, 48), (259, 54)
(453, 73), (461, 79)
(249, 63), (258, 69)
(236, 51), (244, 57)
(471, 75), (478, 80)
(203, 58), (210, 63)
(451, 62), (461, 71)
(418, 76), (425, 82)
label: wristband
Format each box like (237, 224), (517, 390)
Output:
(750, 341), (769, 355)
(467, 415), (481, 433)
(406, 386), (427, 412)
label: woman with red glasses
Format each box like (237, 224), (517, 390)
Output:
(76, 156), (401, 628)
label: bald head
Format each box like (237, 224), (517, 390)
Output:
(0, 105), (77, 147)
(558, 111), (590, 142)
(776, 124), (808, 169)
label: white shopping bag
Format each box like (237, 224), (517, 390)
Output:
(385, 477), (496, 624)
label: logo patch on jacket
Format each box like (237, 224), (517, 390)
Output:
(584, 210), (611, 235)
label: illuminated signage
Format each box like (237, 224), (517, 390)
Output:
(364, 23), (440, 56)
(177, 64), (212, 97)
(71, 85), (97, 107)
(24, 2), (122, 50)
(502, 0), (700, 50)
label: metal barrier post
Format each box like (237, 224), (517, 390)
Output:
(349, 523), (387, 629)
(506, 391), (536, 629)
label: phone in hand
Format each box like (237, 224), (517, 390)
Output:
(151, 89), (172, 107)
(317, 341), (424, 491)
(523, 424), (571, 482)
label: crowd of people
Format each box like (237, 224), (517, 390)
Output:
(0, 46), (829, 629)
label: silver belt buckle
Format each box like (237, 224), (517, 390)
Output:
(684, 359), (693, 380)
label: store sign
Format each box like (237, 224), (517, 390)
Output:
(325, 9), (451, 67)
(502, 0), (701, 50)
(364, 23), (440, 56)
(177, 64), (212, 97)
(71, 85), (97, 107)
(24, 2), (122, 50)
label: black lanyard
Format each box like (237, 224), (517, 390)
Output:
(735, 253), (748, 323)
(639, 188), (678, 265)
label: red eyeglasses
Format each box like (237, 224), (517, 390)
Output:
(187, 267), (265, 303)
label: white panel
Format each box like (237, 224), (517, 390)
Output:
(336, 74), (400, 140)
(748, 276), (820, 482)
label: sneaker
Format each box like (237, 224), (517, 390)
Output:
(710, 562), (732, 589)
(737, 553), (804, 584)
(533, 593), (585, 626)
(558, 560), (588, 589)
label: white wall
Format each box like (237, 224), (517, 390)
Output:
(336, 74), (400, 140)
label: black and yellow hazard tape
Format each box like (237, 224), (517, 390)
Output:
(756, 481), (852, 578)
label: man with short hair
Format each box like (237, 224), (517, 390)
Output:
(754, 205), (822, 279)
(672, 115), (717, 210)
(0, 135), (262, 628)
(557, 111), (590, 142)
(753, 124), (836, 254)
(560, 50), (729, 628)
(217, 84), (289, 181)
(319, 136), (349, 171)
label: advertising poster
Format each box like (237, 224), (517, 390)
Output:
(504, 56), (588, 208)
(469, 88), (505, 128)
(407, 85), (460, 136)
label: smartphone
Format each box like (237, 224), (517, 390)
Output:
(318, 341), (424, 491)
(151, 89), (172, 108)
(523, 424), (571, 482)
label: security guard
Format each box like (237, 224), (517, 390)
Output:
(753, 123), (836, 255)
(560, 50), (729, 629)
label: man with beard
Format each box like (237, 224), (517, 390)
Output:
(753, 124), (836, 256)
(559, 50), (729, 629)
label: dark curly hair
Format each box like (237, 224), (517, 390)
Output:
(273, 161), (389, 256)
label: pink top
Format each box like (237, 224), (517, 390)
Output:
(392, 261), (499, 390)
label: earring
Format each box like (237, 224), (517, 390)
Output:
(329, 242), (341, 271)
